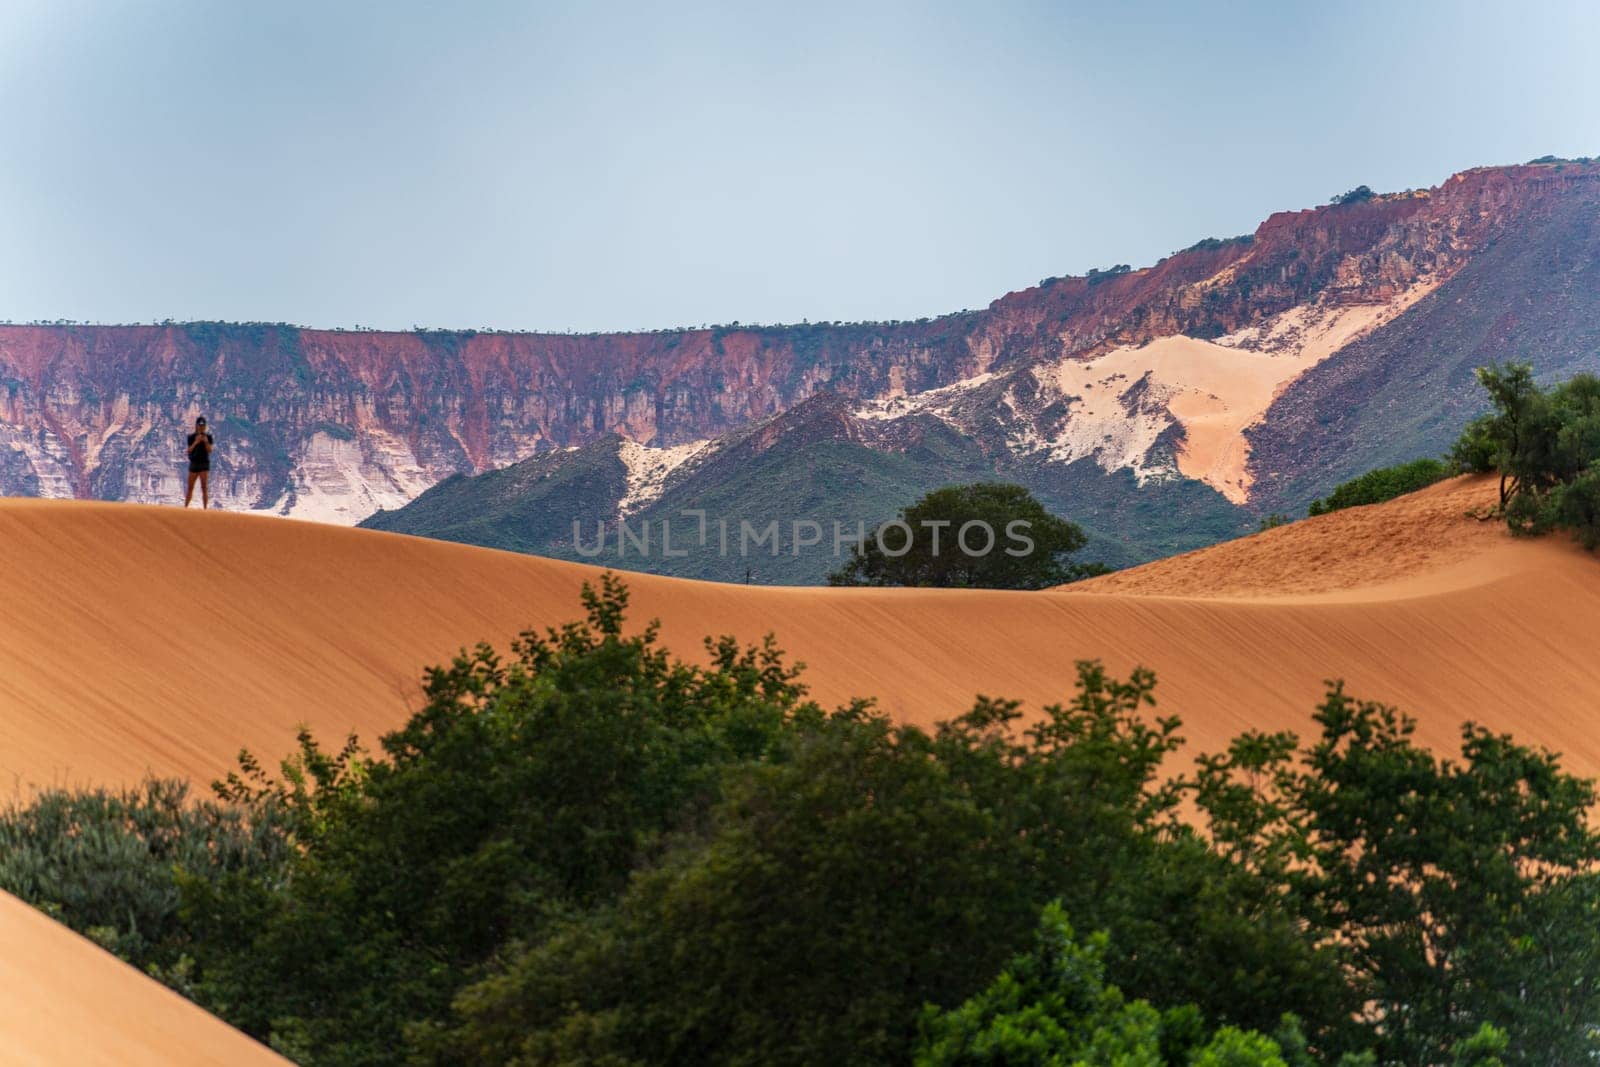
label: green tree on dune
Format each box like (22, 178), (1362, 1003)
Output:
(1453, 363), (1600, 546)
(828, 482), (1107, 589)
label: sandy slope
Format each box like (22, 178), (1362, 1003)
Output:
(1069, 475), (1516, 600)
(1, 474), (1598, 797)
(0, 890), (287, 1065)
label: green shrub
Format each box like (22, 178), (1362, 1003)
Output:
(915, 904), (1296, 1066)
(1449, 415), (1499, 474)
(1547, 463), (1600, 548)
(1330, 186), (1375, 205)
(1307, 458), (1450, 516)
(0, 779), (290, 982)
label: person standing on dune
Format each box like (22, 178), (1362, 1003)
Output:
(184, 416), (214, 508)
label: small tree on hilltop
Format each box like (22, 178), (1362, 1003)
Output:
(828, 483), (1106, 589)
(1331, 185), (1375, 205)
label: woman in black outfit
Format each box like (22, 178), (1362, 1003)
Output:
(184, 416), (214, 508)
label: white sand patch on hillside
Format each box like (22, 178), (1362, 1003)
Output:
(1043, 281), (1438, 503)
(1019, 364), (1179, 482)
(619, 438), (714, 515)
(853, 372), (998, 421)
(263, 430), (439, 524)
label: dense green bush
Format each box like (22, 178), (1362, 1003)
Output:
(183, 574), (827, 1063)
(920, 903), (1513, 1067)
(915, 904), (1305, 1066)
(1307, 458), (1450, 516)
(0, 778), (291, 984)
(1452, 363), (1600, 547)
(1194, 687), (1600, 1065)
(425, 664), (1353, 1065)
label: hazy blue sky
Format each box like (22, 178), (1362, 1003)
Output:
(2, 0), (1597, 332)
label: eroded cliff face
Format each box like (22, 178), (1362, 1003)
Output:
(0, 319), (999, 520)
(3, 162), (1595, 522)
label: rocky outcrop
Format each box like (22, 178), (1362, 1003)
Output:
(3, 161), (1597, 522)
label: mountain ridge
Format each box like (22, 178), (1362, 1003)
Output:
(4, 160), (1598, 557)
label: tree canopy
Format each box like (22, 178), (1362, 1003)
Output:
(829, 482), (1106, 589)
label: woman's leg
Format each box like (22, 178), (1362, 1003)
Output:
(185, 472), (198, 507)
(199, 471), (210, 509)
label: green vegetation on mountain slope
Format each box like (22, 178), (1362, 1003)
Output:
(361, 437), (629, 554)
(359, 429), (1247, 583)
(1299, 363), (1600, 548)
(365, 423), (1006, 585)
(2, 578), (1596, 1066)
(622, 429), (999, 584)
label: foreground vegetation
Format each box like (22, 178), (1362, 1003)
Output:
(2, 576), (1596, 1065)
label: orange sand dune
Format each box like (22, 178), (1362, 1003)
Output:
(1, 475), (1598, 801)
(0, 890), (287, 1065)
(1070, 475), (1518, 600)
